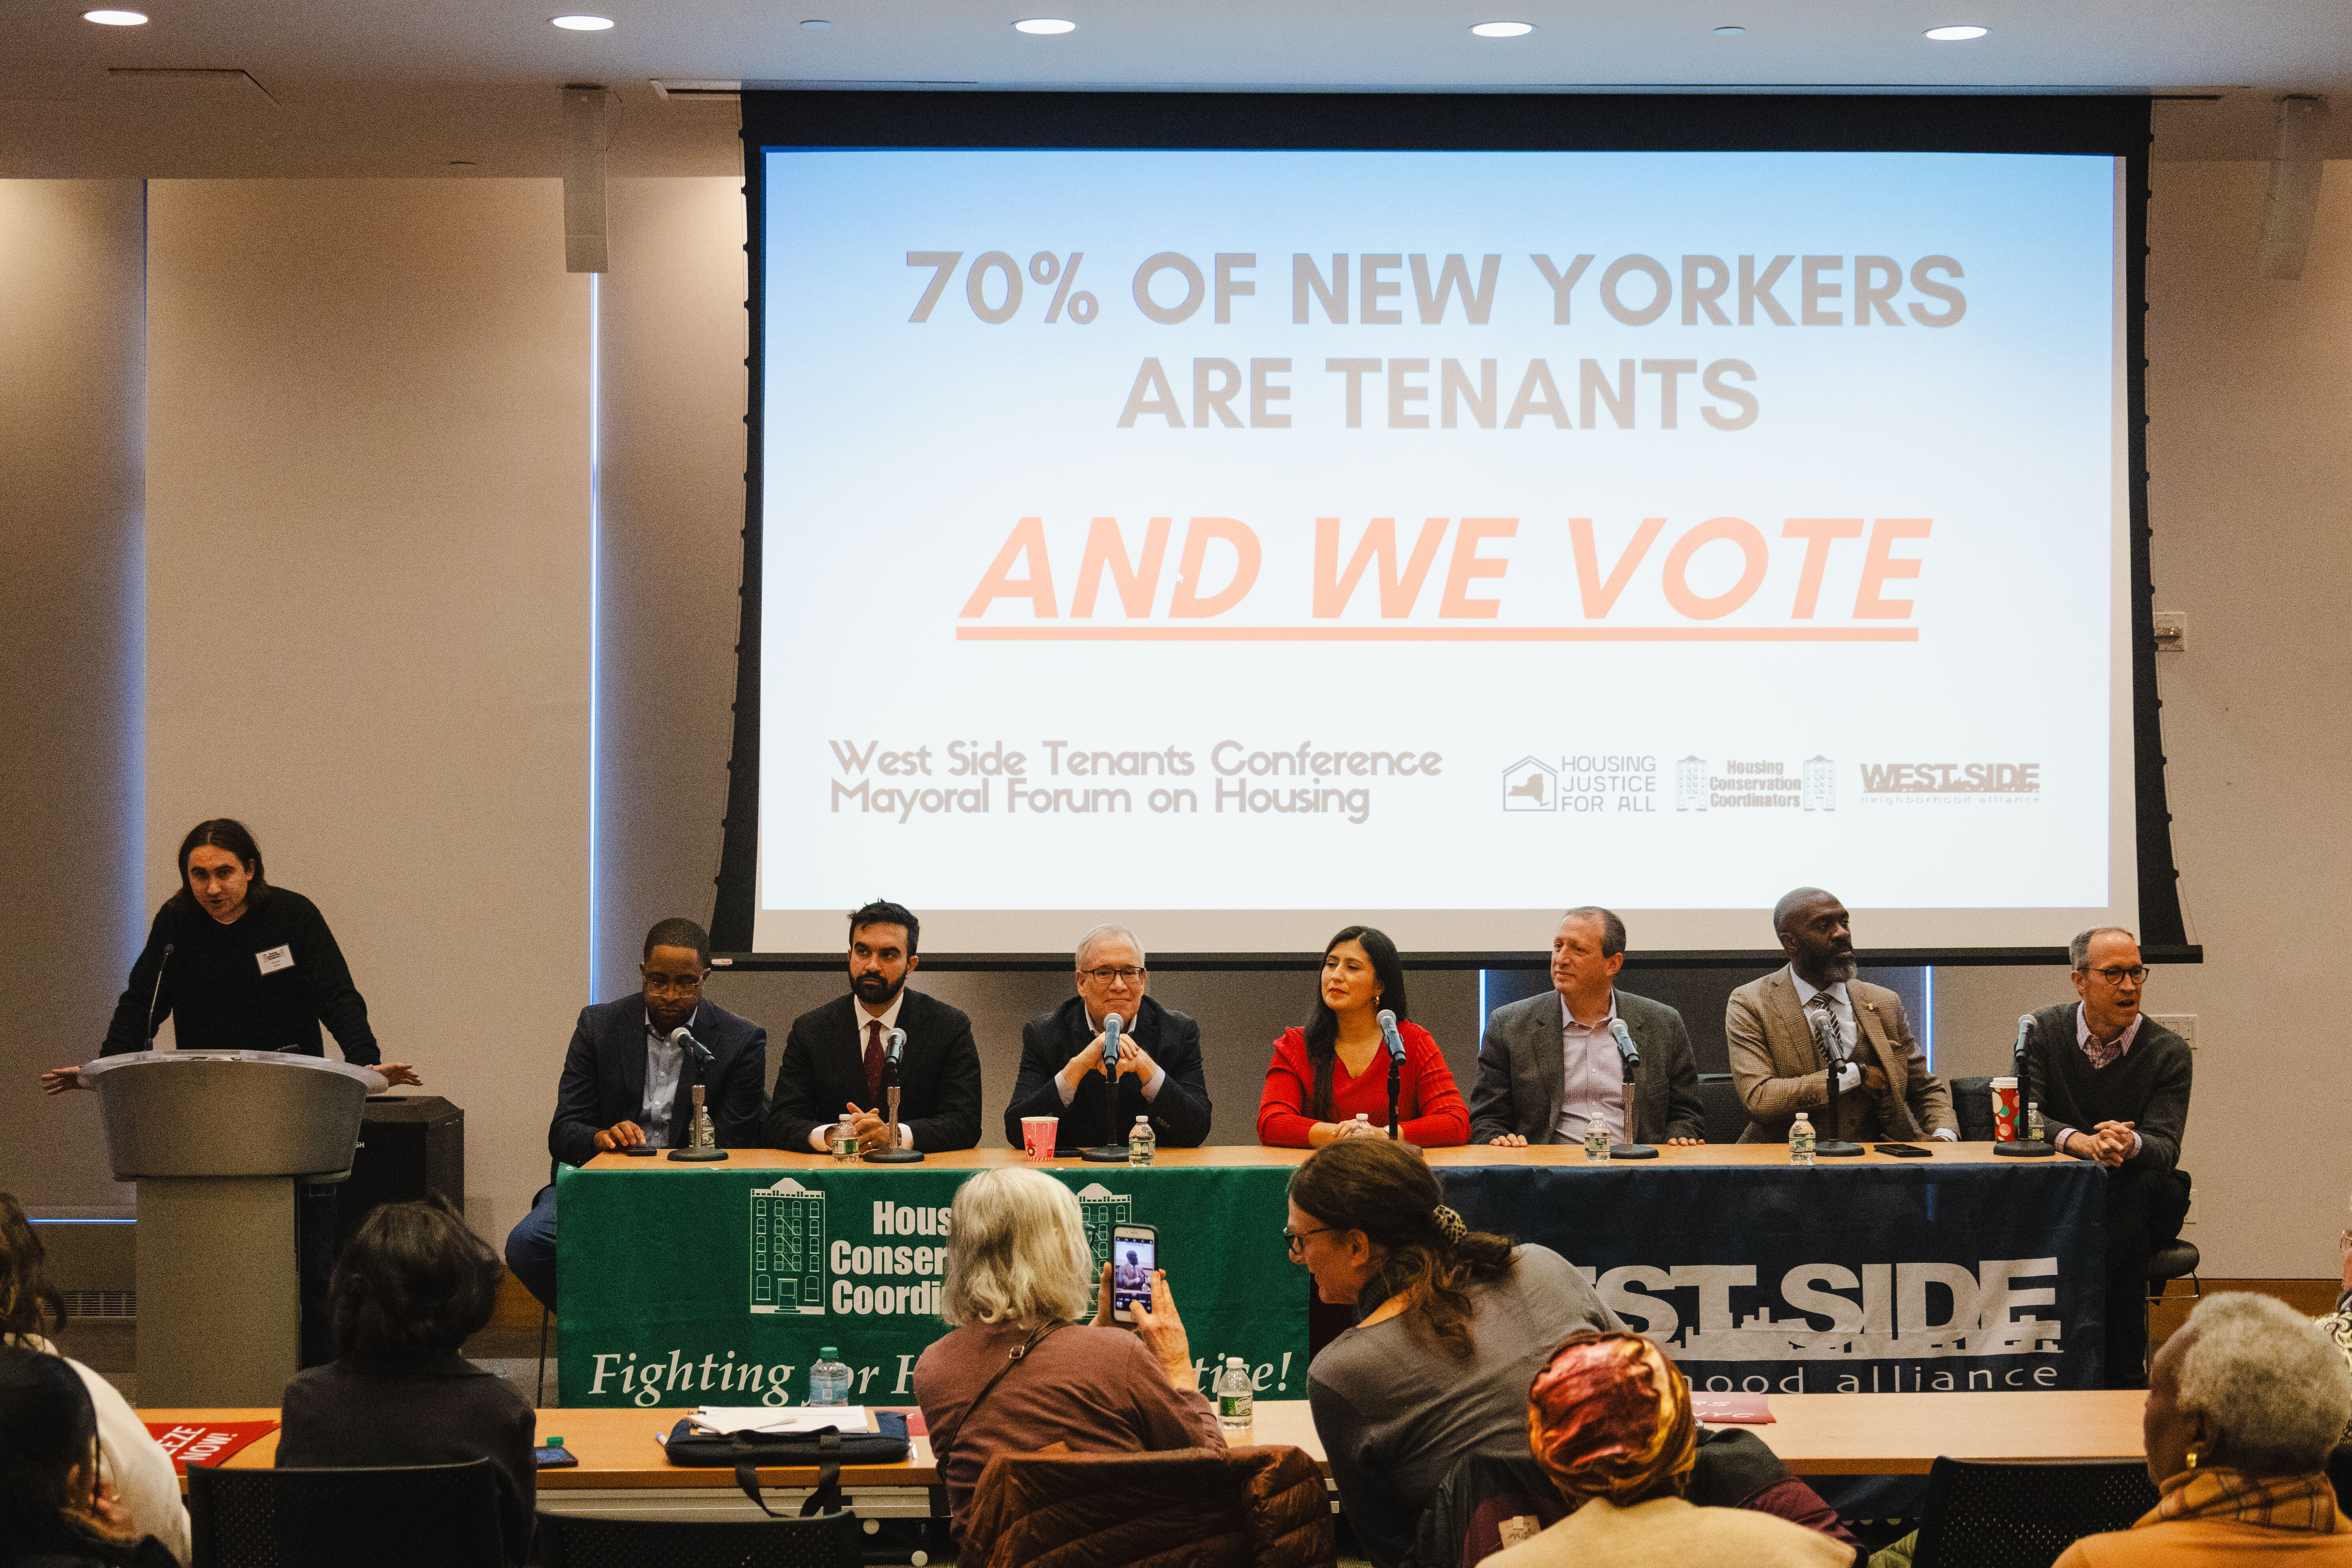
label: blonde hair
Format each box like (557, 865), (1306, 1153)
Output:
(938, 1168), (1094, 1330)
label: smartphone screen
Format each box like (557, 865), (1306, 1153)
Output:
(1111, 1226), (1157, 1321)
(533, 1445), (579, 1468)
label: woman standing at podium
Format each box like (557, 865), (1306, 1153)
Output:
(40, 818), (421, 1367)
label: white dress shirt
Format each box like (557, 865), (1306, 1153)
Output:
(1789, 968), (1954, 1139)
(1554, 991), (1628, 1143)
(639, 1005), (695, 1148)
(1056, 1001), (1168, 1104)
(807, 990), (915, 1151)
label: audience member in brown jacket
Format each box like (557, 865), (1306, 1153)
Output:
(914, 1167), (1222, 1537)
(275, 1196), (536, 1565)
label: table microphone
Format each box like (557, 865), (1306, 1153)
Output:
(1995, 1013), (2054, 1157)
(664, 1025), (728, 1161)
(1606, 1019), (1658, 1160)
(1081, 1013), (1134, 1162)
(1377, 1009), (1405, 1140)
(866, 1027), (922, 1163)
(669, 1025), (715, 1069)
(1809, 1006), (1865, 1157)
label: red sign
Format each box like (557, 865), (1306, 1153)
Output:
(144, 1420), (278, 1473)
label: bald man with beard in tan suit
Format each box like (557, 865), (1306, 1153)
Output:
(1726, 887), (1955, 1145)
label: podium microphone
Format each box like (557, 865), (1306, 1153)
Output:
(1995, 1013), (2055, 1157)
(1082, 1013), (1134, 1163)
(866, 1027), (922, 1163)
(1378, 1009), (1405, 1141)
(1606, 1019), (1658, 1160)
(1810, 1007), (1865, 1157)
(143, 944), (175, 1049)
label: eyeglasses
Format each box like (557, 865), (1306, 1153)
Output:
(2084, 965), (2147, 985)
(1282, 1224), (1335, 1259)
(641, 973), (706, 995)
(1080, 967), (1145, 984)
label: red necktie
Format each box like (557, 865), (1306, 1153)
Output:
(863, 1019), (885, 1106)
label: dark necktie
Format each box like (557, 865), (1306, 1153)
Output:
(863, 1019), (885, 1106)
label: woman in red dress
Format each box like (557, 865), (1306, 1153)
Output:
(1256, 926), (1469, 1149)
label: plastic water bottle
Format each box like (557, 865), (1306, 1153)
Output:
(1216, 1356), (1254, 1441)
(1790, 1112), (1816, 1167)
(2026, 1101), (2046, 1143)
(1129, 1115), (1156, 1166)
(808, 1347), (852, 1406)
(1583, 1122), (1611, 1163)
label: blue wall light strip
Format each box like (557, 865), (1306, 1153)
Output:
(587, 271), (602, 1002)
(1923, 963), (1935, 1070)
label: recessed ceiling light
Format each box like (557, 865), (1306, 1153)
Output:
(1714, 24), (1744, 35)
(1013, 17), (1074, 32)
(1470, 20), (1533, 37)
(551, 14), (614, 29)
(82, 8), (148, 22)
(1924, 24), (1988, 40)
(801, 17), (829, 25)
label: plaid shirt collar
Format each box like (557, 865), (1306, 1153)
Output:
(2075, 1002), (2144, 1071)
(2147, 1466), (2350, 1535)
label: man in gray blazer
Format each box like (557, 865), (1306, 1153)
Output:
(1727, 887), (1955, 1144)
(1470, 907), (1705, 1146)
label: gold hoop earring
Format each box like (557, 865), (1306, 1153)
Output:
(2185, 1449), (2200, 1472)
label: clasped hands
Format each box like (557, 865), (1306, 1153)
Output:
(1488, 1131), (1705, 1148)
(1058, 1030), (1158, 1094)
(2061, 1119), (2137, 1166)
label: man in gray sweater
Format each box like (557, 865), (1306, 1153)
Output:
(2022, 926), (2193, 1389)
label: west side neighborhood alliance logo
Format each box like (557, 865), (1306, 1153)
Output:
(748, 1177), (1132, 1317)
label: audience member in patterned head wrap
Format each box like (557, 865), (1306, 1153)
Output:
(1481, 1330), (1852, 1568)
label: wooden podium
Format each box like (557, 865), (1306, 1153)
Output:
(80, 1051), (383, 1405)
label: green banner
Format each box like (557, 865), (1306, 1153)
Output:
(556, 1163), (1309, 1410)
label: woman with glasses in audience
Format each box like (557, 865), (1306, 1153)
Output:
(2053, 1292), (2352, 1566)
(0, 1196), (188, 1564)
(1286, 1137), (1619, 1568)
(0, 1345), (177, 1568)
(276, 1196), (536, 1566)
(1255, 926), (1469, 1149)
(915, 1167), (1222, 1542)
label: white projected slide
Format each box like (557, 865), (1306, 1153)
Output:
(755, 147), (2131, 955)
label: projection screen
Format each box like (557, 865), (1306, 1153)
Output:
(717, 93), (2183, 963)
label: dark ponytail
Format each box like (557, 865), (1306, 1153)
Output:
(1300, 925), (1411, 1121)
(1288, 1137), (1513, 1358)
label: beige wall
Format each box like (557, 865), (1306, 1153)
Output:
(0, 181), (146, 1213)
(142, 180), (591, 1240)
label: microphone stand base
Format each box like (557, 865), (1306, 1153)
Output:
(1814, 1139), (1867, 1157)
(1078, 1146), (1132, 1163)
(665, 1149), (728, 1163)
(1994, 1140), (2056, 1158)
(1608, 1143), (1658, 1160)
(863, 1148), (924, 1164)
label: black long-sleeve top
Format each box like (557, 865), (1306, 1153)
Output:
(100, 887), (380, 1063)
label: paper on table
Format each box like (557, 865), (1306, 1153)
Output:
(688, 1406), (869, 1435)
(1689, 1393), (1774, 1425)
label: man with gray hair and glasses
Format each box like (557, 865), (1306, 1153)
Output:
(2021, 925), (2193, 1388)
(1002, 925), (1212, 1152)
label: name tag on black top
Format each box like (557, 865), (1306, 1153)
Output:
(255, 944), (295, 975)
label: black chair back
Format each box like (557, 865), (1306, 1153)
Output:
(1951, 1076), (1997, 1142)
(1911, 1456), (2159, 1568)
(534, 1509), (864, 1568)
(2329, 1443), (2352, 1518)
(188, 1458), (504, 1568)
(1694, 1074), (1748, 1144)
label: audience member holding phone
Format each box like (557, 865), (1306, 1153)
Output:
(1288, 1138), (1621, 1568)
(914, 1169), (1221, 1539)
(0, 1345), (177, 1568)
(275, 1196), (536, 1566)
(1255, 926), (1469, 1148)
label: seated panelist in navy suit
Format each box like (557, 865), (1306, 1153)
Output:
(768, 901), (984, 1155)
(502, 917), (768, 1311)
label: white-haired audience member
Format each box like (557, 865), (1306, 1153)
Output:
(2055, 1293), (2352, 1566)
(913, 1167), (1222, 1538)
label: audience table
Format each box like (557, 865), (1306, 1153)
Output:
(559, 1142), (2105, 1406)
(151, 1389), (2147, 1505)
